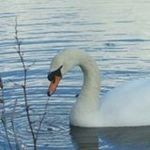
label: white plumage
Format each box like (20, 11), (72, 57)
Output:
(49, 49), (150, 127)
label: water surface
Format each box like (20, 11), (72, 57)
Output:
(1, 0), (150, 149)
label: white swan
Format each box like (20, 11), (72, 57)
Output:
(47, 49), (150, 127)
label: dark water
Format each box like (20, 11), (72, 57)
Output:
(71, 126), (150, 150)
(1, 0), (150, 149)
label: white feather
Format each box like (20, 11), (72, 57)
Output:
(50, 49), (150, 127)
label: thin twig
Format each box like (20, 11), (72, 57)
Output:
(35, 98), (50, 140)
(0, 77), (13, 150)
(10, 99), (20, 150)
(15, 17), (37, 150)
(1, 118), (13, 150)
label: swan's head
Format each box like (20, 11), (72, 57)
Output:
(47, 50), (78, 96)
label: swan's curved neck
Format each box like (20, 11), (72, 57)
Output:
(79, 55), (100, 107)
(70, 52), (101, 126)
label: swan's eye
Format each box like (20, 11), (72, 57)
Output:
(47, 72), (55, 82)
(47, 65), (63, 82)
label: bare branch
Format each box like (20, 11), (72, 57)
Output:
(15, 17), (37, 150)
(35, 98), (50, 140)
(0, 77), (13, 150)
(10, 99), (20, 150)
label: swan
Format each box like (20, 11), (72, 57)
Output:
(47, 49), (150, 127)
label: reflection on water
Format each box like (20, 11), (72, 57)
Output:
(71, 126), (99, 150)
(71, 126), (150, 150)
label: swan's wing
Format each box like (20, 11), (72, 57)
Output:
(101, 78), (150, 126)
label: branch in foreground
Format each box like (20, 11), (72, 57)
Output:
(0, 77), (13, 150)
(35, 98), (50, 140)
(15, 17), (37, 150)
(15, 17), (50, 149)
(11, 99), (20, 150)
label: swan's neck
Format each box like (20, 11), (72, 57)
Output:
(79, 58), (100, 107)
(70, 53), (101, 126)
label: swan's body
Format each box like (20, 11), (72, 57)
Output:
(48, 50), (150, 127)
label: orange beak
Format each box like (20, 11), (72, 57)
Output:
(47, 76), (61, 96)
